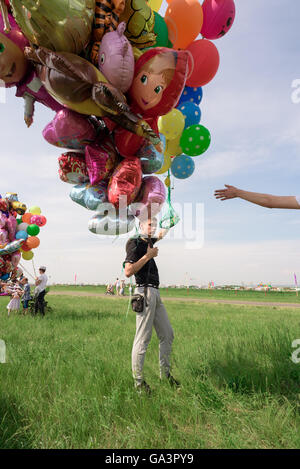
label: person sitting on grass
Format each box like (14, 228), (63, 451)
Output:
(214, 185), (300, 209)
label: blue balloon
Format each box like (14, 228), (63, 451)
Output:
(178, 86), (203, 107)
(16, 230), (28, 241)
(70, 182), (108, 211)
(178, 101), (201, 129)
(0, 273), (10, 281)
(171, 154), (195, 179)
(137, 134), (166, 174)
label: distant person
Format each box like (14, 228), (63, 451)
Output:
(7, 283), (22, 317)
(21, 278), (31, 315)
(120, 280), (125, 296)
(124, 217), (179, 394)
(115, 278), (121, 295)
(34, 266), (48, 316)
(214, 185), (300, 209)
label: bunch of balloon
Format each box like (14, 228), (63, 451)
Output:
(156, 0), (236, 180)
(16, 206), (47, 262)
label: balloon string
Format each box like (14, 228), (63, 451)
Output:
(19, 262), (35, 281)
(32, 259), (37, 278)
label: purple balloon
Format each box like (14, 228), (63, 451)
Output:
(43, 109), (97, 151)
(99, 22), (135, 93)
(134, 176), (166, 218)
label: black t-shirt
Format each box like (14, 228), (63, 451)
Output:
(125, 236), (159, 287)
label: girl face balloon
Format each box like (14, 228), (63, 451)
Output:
(0, 12), (29, 87)
(0, 33), (27, 84)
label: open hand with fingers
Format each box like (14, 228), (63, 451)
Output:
(214, 185), (239, 201)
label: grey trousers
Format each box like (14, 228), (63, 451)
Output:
(132, 287), (174, 385)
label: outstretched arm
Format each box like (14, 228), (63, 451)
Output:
(214, 185), (300, 209)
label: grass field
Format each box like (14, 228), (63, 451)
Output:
(0, 292), (300, 449)
(51, 284), (300, 303)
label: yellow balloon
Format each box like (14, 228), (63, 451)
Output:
(29, 206), (41, 215)
(164, 175), (171, 187)
(156, 154), (172, 175)
(147, 0), (163, 12)
(22, 251), (34, 261)
(165, 135), (182, 158)
(158, 109), (185, 140)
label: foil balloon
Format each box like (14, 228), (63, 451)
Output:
(10, 0), (95, 54)
(58, 152), (89, 185)
(201, 0), (236, 40)
(91, 0), (125, 64)
(120, 0), (156, 49)
(70, 181), (108, 211)
(88, 209), (135, 236)
(134, 175), (166, 217)
(137, 134), (166, 174)
(43, 109), (98, 151)
(0, 239), (24, 256)
(108, 157), (142, 208)
(85, 141), (117, 185)
(25, 46), (159, 146)
(98, 22), (135, 93)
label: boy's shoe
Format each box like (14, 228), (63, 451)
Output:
(135, 380), (152, 396)
(166, 374), (181, 388)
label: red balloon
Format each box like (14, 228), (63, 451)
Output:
(39, 215), (47, 227)
(108, 157), (142, 208)
(21, 242), (31, 252)
(186, 39), (220, 87)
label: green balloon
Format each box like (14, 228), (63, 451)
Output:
(16, 218), (22, 225)
(27, 224), (40, 236)
(180, 125), (211, 157)
(153, 11), (169, 48)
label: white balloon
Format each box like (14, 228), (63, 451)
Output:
(17, 222), (28, 232)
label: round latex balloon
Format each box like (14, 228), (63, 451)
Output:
(15, 230), (28, 241)
(26, 237), (40, 249)
(178, 86), (203, 107)
(0, 273), (9, 281)
(180, 124), (211, 156)
(165, 0), (204, 49)
(20, 242), (31, 252)
(156, 154), (172, 174)
(171, 155), (195, 179)
(178, 102), (201, 129)
(22, 251), (34, 261)
(29, 206), (41, 215)
(17, 222), (29, 232)
(153, 12), (169, 47)
(186, 39), (220, 87)
(39, 216), (47, 227)
(27, 224), (40, 236)
(30, 215), (42, 226)
(165, 136), (182, 158)
(22, 213), (33, 224)
(148, 0), (163, 11)
(201, 0), (236, 40)
(158, 109), (185, 140)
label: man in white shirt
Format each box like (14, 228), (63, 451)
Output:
(34, 266), (48, 316)
(214, 185), (300, 209)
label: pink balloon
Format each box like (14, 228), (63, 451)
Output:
(43, 109), (97, 151)
(85, 142), (117, 185)
(0, 227), (8, 246)
(99, 22), (135, 93)
(201, 0), (236, 40)
(11, 251), (21, 268)
(30, 215), (42, 226)
(6, 215), (17, 241)
(135, 176), (166, 218)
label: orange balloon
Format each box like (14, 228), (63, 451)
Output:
(165, 0), (203, 49)
(26, 236), (40, 249)
(22, 213), (33, 224)
(186, 39), (220, 87)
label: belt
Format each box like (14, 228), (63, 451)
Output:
(136, 284), (159, 289)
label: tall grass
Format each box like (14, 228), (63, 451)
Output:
(0, 295), (299, 449)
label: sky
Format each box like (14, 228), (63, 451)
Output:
(1, 0), (300, 286)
